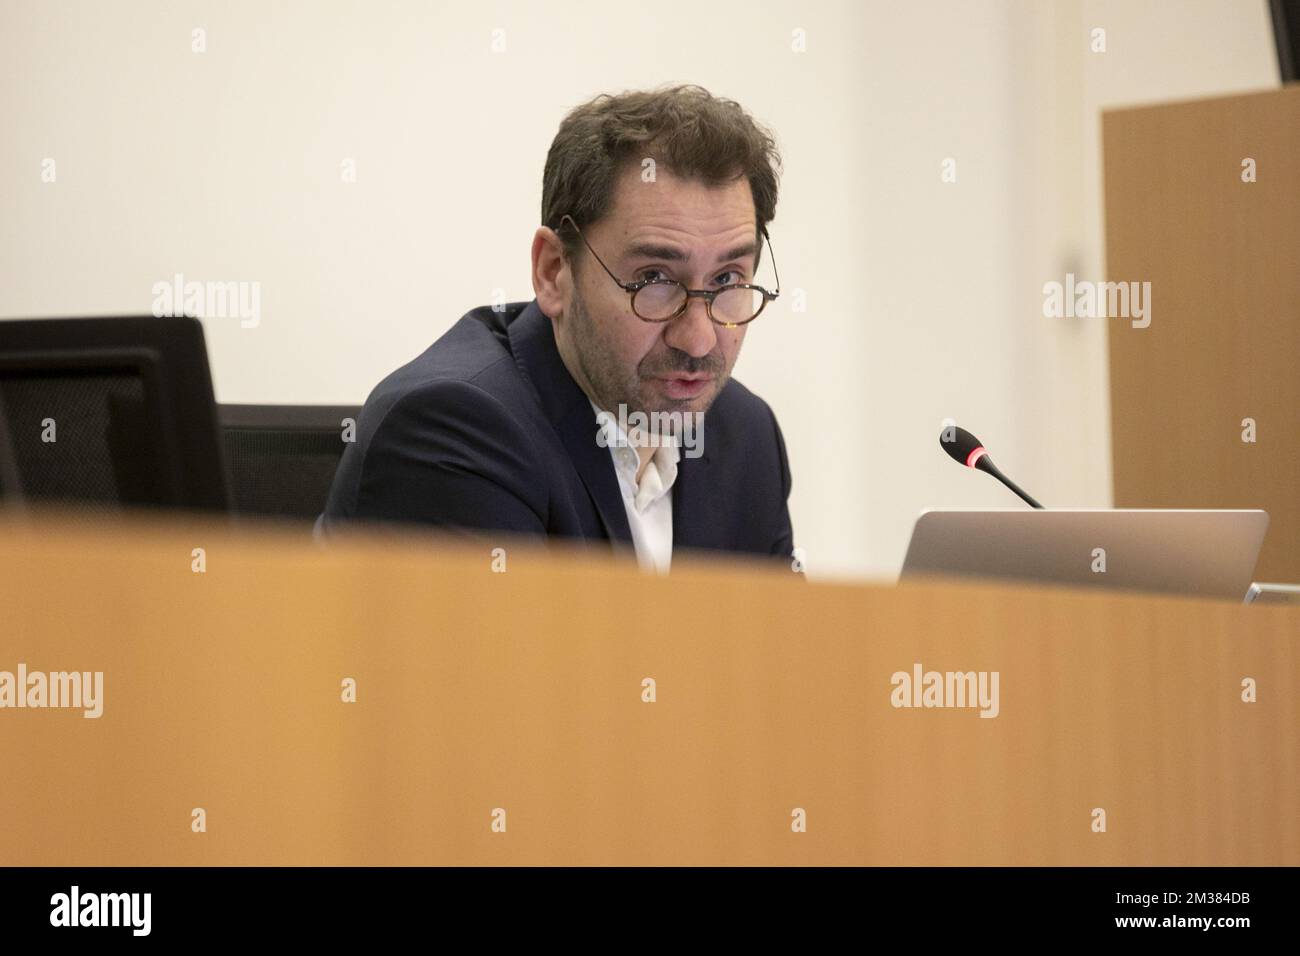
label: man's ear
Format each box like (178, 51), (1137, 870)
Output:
(531, 227), (568, 320)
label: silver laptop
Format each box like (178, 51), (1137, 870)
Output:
(1244, 582), (1300, 605)
(899, 509), (1269, 600)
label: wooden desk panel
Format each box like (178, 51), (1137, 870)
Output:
(0, 514), (1295, 864)
(1104, 86), (1300, 582)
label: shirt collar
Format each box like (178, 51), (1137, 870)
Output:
(589, 399), (681, 512)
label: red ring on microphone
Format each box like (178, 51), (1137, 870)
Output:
(965, 446), (987, 469)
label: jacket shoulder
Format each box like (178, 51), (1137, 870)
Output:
(358, 305), (532, 426)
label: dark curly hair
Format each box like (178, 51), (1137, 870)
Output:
(541, 84), (782, 271)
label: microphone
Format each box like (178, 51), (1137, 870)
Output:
(939, 425), (1044, 509)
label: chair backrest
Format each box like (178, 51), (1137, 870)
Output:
(219, 404), (359, 521)
(0, 316), (229, 514)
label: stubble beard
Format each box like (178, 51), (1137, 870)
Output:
(567, 283), (728, 429)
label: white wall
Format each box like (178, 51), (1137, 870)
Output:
(0, 0), (1279, 580)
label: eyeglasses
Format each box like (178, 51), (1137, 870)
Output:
(558, 213), (780, 328)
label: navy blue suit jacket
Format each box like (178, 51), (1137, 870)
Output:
(323, 300), (794, 563)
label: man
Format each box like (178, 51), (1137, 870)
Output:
(323, 84), (795, 572)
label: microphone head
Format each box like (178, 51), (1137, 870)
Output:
(939, 425), (989, 469)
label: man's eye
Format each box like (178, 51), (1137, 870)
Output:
(714, 270), (743, 287)
(639, 269), (668, 282)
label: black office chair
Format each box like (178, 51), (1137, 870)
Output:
(0, 316), (229, 515)
(219, 404), (360, 522)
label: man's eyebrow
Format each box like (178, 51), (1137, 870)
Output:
(623, 241), (758, 264)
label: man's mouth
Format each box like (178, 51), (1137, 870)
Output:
(657, 375), (714, 400)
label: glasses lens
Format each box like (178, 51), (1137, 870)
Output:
(632, 280), (686, 320)
(712, 285), (764, 325)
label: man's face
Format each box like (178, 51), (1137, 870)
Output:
(553, 165), (759, 421)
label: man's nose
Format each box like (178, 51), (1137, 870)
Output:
(663, 293), (718, 358)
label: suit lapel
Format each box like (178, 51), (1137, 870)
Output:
(507, 301), (633, 546)
(554, 397), (633, 545)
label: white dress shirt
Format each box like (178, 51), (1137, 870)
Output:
(590, 400), (679, 573)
